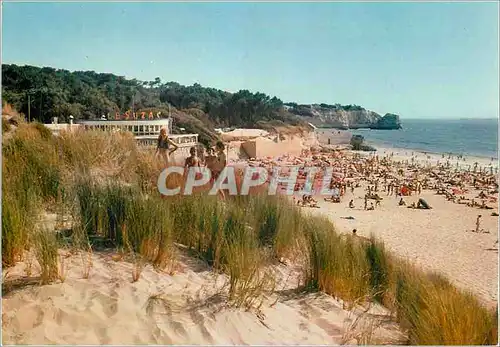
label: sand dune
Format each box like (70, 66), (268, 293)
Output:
(2, 249), (403, 345)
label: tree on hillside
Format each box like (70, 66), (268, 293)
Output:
(1, 64), (307, 144)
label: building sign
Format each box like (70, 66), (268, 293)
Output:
(113, 111), (162, 120)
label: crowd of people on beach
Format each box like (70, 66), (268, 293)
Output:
(156, 129), (498, 237)
(243, 148), (498, 233)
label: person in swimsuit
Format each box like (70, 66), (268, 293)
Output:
(183, 147), (202, 192)
(196, 144), (205, 165)
(184, 147), (200, 169)
(184, 146), (201, 176)
(212, 141), (227, 180)
(475, 214), (482, 233)
(212, 141), (227, 198)
(205, 147), (216, 171)
(204, 147), (216, 186)
(155, 128), (178, 166)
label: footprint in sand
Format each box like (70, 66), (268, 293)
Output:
(169, 320), (188, 338)
(95, 326), (111, 345)
(189, 308), (215, 344)
(315, 317), (343, 338)
(87, 290), (119, 318)
(107, 287), (119, 317)
(151, 325), (174, 344)
(298, 321), (310, 333)
(34, 306), (45, 328)
(54, 308), (70, 326)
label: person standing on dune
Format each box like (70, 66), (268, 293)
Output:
(213, 141), (227, 179)
(184, 147), (200, 169)
(184, 147), (202, 192)
(205, 147), (216, 169)
(155, 127), (178, 166)
(209, 141), (227, 199)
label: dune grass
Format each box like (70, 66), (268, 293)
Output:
(123, 193), (174, 269)
(302, 215), (371, 305)
(3, 123), (62, 203)
(73, 182), (274, 307)
(2, 193), (32, 266)
(2, 118), (11, 133)
(2, 123), (60, 266)
(392, 264), (498, 345)
(57, 128), (138, 175)
(32, 229), (60, 284)
(2, 122), (498, 344)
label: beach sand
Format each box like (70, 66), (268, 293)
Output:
(227, 130), (499, 309)
(291, 145), (499, 308)
(2, 249), (403, 345)
(365, 147), (498, 172)
(307, 186), (498, 307)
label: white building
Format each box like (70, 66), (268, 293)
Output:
(45, 117), (198, 149)
(80, 118), (172, 146)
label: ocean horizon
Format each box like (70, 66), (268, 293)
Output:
(350, 118), (498, 160)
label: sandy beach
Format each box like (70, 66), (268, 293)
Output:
(2, 249), (403, 345)
(308, 178), (498, 307)
(227, 129), (499, 308)
(309, 148), (498, 307)
(225, 129), (499, 306)
(364, 147), (498, 172)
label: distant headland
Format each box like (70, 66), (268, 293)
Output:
(284, 103), (402, 130)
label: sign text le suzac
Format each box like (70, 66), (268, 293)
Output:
(113, 111), (162, 120)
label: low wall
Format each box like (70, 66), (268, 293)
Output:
(241, 136), (305, 159)
(45, 123), (80, 136)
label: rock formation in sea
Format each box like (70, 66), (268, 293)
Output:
(374, 113), (401, 130)
(285, 104), (401, 130)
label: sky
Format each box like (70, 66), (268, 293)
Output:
(1, 1), (499, 119)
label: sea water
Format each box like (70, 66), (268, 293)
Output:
(351, 118), (498, 160)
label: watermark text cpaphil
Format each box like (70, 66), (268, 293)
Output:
(157, 166), (346, 196)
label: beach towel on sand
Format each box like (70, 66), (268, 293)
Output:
(418, 198), (431, 209)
